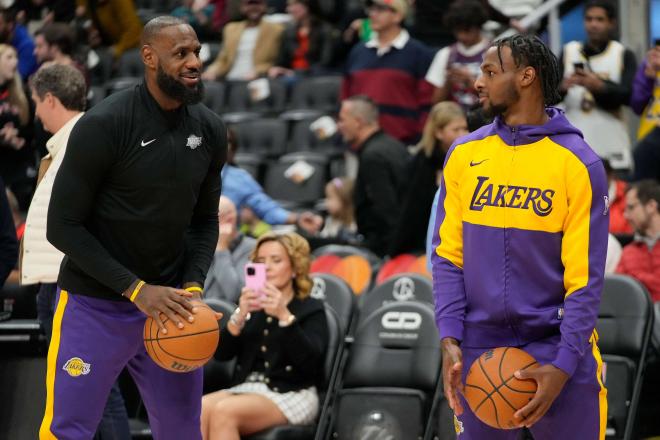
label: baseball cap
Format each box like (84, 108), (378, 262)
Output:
(368, 0), (408, 18)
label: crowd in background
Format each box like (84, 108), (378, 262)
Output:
(0, 0), (660, 436)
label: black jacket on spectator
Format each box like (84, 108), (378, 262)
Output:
(276, 19), (336, 74)
(390, 147), (445, 256)
(0, 176), (18, 286)
(217, 296), (328, 393)
(354, 130), (409, 257)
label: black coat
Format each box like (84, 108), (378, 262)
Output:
(217, 296), (328, 393)
(354, 131), (410, 257)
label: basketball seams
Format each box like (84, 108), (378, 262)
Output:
(499, 360), (539, 394)
(143, 327), (219, 342)
(155, 333), (218, 362)
(479, 355), (518, 412)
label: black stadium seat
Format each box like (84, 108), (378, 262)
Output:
(597, 275), (654, 440)
(231, 118), (288, 156)
(289, 76), (342, 114)
(358, 273), (434, 325)
(329, 301), (441, 440)
(202, 80), (226, 115)
(263, 152), (329, 206)
(226, 80), (287, 114)
(309, 273), (356, 334)
(117, 48), (144, 77)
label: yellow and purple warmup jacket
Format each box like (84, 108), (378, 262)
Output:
(431, 107), (609, 377)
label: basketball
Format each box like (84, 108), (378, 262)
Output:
(464, 347), (539, 429)
(143, 303), (220, 373)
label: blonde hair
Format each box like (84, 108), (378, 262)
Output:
(418, 101), (465, 158)
(325, 177), (354, 226)
(250, 232), (313, 299)
(0, 44), (29, 126)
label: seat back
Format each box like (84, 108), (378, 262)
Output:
(105, 77), (141, 95)
(226, 80), (287, 114)
(596, 274), (654, 440)
(331, 301), (440, 440)
(203, 298), (237, 393)
(233, 118), (288, 155)
(117, 48), (144, 77)
(290, 76), (342, 113)
(310, 273), (356, 334)
(359, 273), (434, 324)
(263, 153), (329, 205)
(289, 115), (340, 152)
(202, 81), (226, 115)
(376, 254), (418, 285)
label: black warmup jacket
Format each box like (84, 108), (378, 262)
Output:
(47, 82), (227, 301)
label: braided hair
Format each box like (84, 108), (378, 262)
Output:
(494, 35), (562, 106)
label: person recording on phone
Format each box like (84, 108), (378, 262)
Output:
(558, 0), (637, 170)
(200, 232), (329, 440)
(630, 39), (660, 181)
(204, 196), (257, 303)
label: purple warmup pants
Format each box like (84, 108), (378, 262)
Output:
(453, 334), (608, 439)
(39, 289), (203, 440)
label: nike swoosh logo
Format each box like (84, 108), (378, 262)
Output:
(141, 139), (156, 147)
(470, 159), (489, 167)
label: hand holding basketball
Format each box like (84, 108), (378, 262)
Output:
(513, 364), (569, 428)
(132, 283), (196, 334)
(441, 338), (464, 415)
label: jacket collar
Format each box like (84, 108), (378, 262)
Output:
(366, 29), (409, 56)
(46, 112), (84, 158)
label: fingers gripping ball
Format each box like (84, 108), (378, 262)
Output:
(464, 347), (539, 429)
(143, 304), (219, 373)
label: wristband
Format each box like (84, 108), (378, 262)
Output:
(129, 280), (146, 302)
(185, 286), (203, 294)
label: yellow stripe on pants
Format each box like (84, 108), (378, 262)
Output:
(591, 330), (608, 440)
(39, 290), (69, 440)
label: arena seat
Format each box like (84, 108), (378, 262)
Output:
(328, 301), (440, 440)
(597, 275), (654, 440)
(330, 255), (372, 296)
(202, 80), (226, 115)
(309, 273), (356, 334)
(310, 254), (342, 274)
(246, 305), (344, 440)
(225, 79), (287, 114)
(117, 48), (144, 77)
(358, 273), (434, 325)
(375, 254), (418, 285)
(288, 115), (342, 153)
(263, 152), (329, 206)
(231, 118), (288, 156)
(289, 76), (342, 114)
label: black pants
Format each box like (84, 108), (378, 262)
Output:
(37, 283), (131, 440)
(633, 127), (660, 182)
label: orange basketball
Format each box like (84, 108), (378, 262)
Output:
(143, 304), (219, 373)
(464, 347), (539, 429)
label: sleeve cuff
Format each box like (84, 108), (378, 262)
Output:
(551, 346), (580, 377)
(438, 317), (463, 342)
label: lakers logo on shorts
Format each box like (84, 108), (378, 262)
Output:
(454, 414), (464, 435)
(63, 357), (91, 377)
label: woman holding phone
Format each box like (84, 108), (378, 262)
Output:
(200, 232), (329, 440)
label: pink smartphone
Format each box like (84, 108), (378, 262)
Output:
(244, 263), (266, 296)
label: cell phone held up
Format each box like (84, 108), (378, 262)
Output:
(573, 62), (585, 74)
(245, 263), (267, 297)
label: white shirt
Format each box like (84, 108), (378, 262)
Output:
(366, 29), (410, 57)
(22, 113), (83, 284)
(425, 38), (489, 88)
(226, 27), (260, 80)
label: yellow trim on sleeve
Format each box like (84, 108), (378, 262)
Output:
(39, 290), (69, 440)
